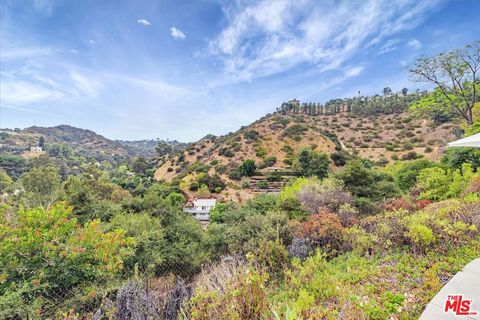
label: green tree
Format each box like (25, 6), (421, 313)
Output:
(409, 41), (480, 125)
(295, 148), (330, 179)
(38, 136), (45, 148)
(210, 202), (236, 223)
(409, 88), (458, 124)
(239, 159), (257, 177)
(394, 160), (437, 191)
(337, 160), (399, 202)
(20, 166), (61, 208)
(0, 170), (12, 193)
(108, 213), (166, 275)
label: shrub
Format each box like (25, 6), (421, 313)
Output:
(417, 164), (477, 200)
(393, 159), (436, 191)
(0, 204), (134, 318)
(190, 262), (269, 320)
(241, 178), (250, 189)
(239, 159), (256, 177)
(337, 160), (399, 202)
(228, 169), (242, 181)
(243, 130), (260, 141)
(283, 124), (308, 138)
(294, 148), (330, 179)
(108, 213), (166, 275)
(330, 151), (351, 166)
(226, 210), (291, 254)
(287, 238), (313, 260)
(296, 178), (352, 213)
(401, 151), (419, 160)
(210, 202), (235, 224)
(262, 156), (277, 167)
(291, 211), (344, 252)
(258, 180), (268, 189)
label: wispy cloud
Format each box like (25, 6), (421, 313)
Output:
(70, 72), (102, 98)
(170, 26), (186, 40)
(407, 38), (422, 50)
(377, 38), (401, 55)
(137, 19), (151, 26)
(0, 46), (52, 61)
(0, 75), (65, 106)
(208, 0), (442, 81)
(344, 66), (365, 78)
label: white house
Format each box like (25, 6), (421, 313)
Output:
(183, 199), (217, 221)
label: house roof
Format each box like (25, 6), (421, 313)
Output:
(193, 199), (217, 206)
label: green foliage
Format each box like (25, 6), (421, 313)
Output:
(442, 147), (480, 171)
(294, 148), (330, 179)
(20, 166), (61, 208)
(197, 174), (226, 193)
(337, 159), (399, 202)
(0, 170), (13, 193)
(243, 130), (260, 141)
(210, 202), (236, 223)
(409, 41), (480, 125)
(409, 88), (457, 124)
(417, 163), (478, 200)
(0, 204), (134, 318)
(108, 213), (165, 274)
(226, 210), (291, 254)
(391, 159), (437, 191)
(330, 150), (351, 166)
(262, 156), (277, 167)
(64, 165), (115, 221)
(239, 159), (256, 177)
(283, 124), (308, 138)
(0, 154), (28, 179)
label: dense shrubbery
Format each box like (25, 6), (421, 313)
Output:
(0, 204), (134, 318)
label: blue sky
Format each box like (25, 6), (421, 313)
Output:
(1, 0), (479, 141)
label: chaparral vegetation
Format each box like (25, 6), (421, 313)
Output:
(1, 25), (479, 320)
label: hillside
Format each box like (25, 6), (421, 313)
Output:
(0, 125), (184, 161)
(155, 108), (458, 201)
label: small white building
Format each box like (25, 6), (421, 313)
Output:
(30, 146), (43, 152)
(183, 198), (217, 221)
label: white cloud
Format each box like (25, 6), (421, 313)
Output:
(208, 0), (442, 81)
(407, 38), (422, 50)
(137, 19), (151, 26)
(89, 39), (95, 44)
(170, 26), (186, 40)
(344, 66), (365, 78)
(69, 49), (78, 54)
(0, 76), (64, 106)
(70, 72), (101, 98)
(377, 38), (401, 55)
(0, 46), (52, 61)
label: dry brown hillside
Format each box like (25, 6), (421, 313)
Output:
(154, 111), (458, 202)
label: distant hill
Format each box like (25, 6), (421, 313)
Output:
(0, 125), (183, 162)
(155, 104), (459, 202)
(118, 139), (187, 158)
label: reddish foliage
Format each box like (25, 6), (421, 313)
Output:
(463, 176), (480, 195)
(415, 199), (432, 210)
(381, 197), (414, 212)
(291, 211), (344, 250)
